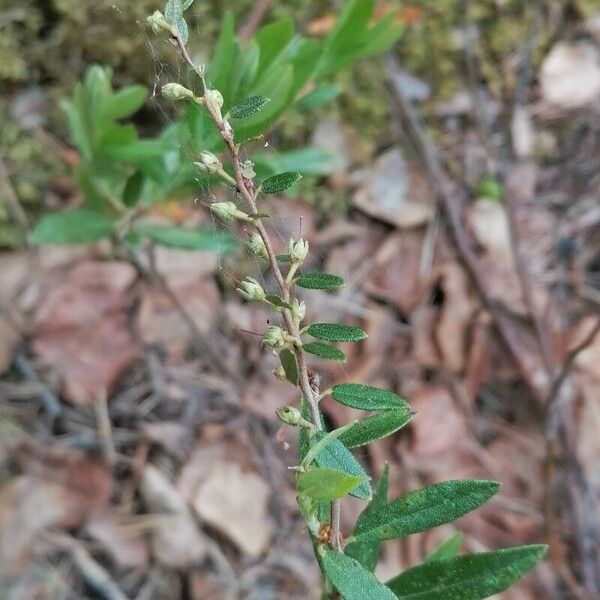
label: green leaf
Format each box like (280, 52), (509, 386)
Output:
(254, 147), (344, 177)
(346, 464), (390, 570)
(387, 545), (547, 599)
(182, 0), (195, 9)
(229, 95), (271, 119)
(339, 409), (413, 448)
(351, 481), (501, 545)
(307, 323), (367, 343)
(303, 342), (346, 362)
(164, 0), (182, 24)
(297, 467), (363, 502)
(104, 85), (148, 121)
(424, 533), (464, 563)
(321, 549), (398, 600)
(313, 435), (371, 500)
(331, 383), (409, 411)
(253, 18), (294, 83)
(176, 16), (188, 45)
(206, 11), (236, 96)
(296, 83), (341, 109)
(302, 424), (354, 469)
(261, 171), (302, 194)
(279, 348), (298, 386)
(264, 294), (292, 310)
(122, 171), (144, 207)
(131, 225), (237, 252)
(296, 273), (344, 290)
(30, 209), (114, 245)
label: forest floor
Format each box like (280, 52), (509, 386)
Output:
(1, 2), (600, 599)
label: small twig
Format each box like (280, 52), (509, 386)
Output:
(94, 390), (117, 465)
(544, 318), (600, 413)
(239, 0), (271, 43)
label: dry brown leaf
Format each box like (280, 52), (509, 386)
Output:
(363, 231), (428, 314)
(353, 149), (435, 229)
(139, 464), (206, 569)
(435, 262), (477, 374)
(31, 261), (139, 404)
(192, 460), (272, 557)
(86, 511), (149, 570)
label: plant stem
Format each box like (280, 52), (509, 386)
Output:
(172, 32), (323, 431)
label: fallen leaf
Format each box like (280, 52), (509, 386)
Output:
(540, 42), (600, 110)
(192, 460), (272, 557)
(353, 149), (435, 228)
(32, 261), (139, 404)
(139, 464), (206, 569)
(86, 511), (149, 570)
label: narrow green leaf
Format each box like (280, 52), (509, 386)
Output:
(424, 532), (464, 563)
(122, 171), (144, 207)
(131, 225), (237, 252)
(296, 83), (341, 109)
(313, 435), (371, 500)
(264, 294), (292, 310)
(339, 409), (413, 448)
(297, 467), (363, 502)
(164, 0), (182, 24)
(352, 480), (501, 545)
(387, 545), (547, 599)
(346, 464), (390, 570)
(322, 549), (398, 600)
(303, 342), (346, 362)
(302, 424), (354, 468)
(307, 322), (367, 343)
(182, 0), (195, 9)
(296, 273), (345, 290)
(331, 383), (409, 411)
(261, 171), (302, 194)
(104, 85), (148, 120)
(279, 348), (298, 386)
(176, 16), (188, 45)
(30, 209), (114, 245)
(230, 95), (271, 119)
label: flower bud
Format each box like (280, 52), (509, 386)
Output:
(210, 201), (246, 222)
(241, 160), (256, 180)
(237, 277), (266, 303)
(262, 325), (287, 350)
(276, 405), (303, 427)
(288, 238), (309, 263)
(204, 88), (224, 119)
(291, 298), (306, 323)
(161, 83), (194, 101)
(195, 151), (222, 174)
(248, 232), (268, 259)
(147, 10), (173, 35)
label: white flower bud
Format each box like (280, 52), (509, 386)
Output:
(288, 238), (309, 263)
(241, 160), (256, 180)
(237, 277), (266, 303)
(161, 83), (194, 101)
(204, 88), (224, 119)
(194, 151), (222, 174)
(147, 11), (173, 35)
(262, 325), (287, 350)
(248, 233), (268, 258)
(291, 298), (306, 323)
(210, 201), (241, 221)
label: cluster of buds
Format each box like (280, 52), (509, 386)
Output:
(237, 277), (266, 303)
(147, 11), (175, 36)
(161, 83), (195, 102)
(194, 151), (222, 175)
(209, 201), (249, 222)
(288, 238), (309, 264)
(248, 232), (268, 259)
(262, 325), (293, 351)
